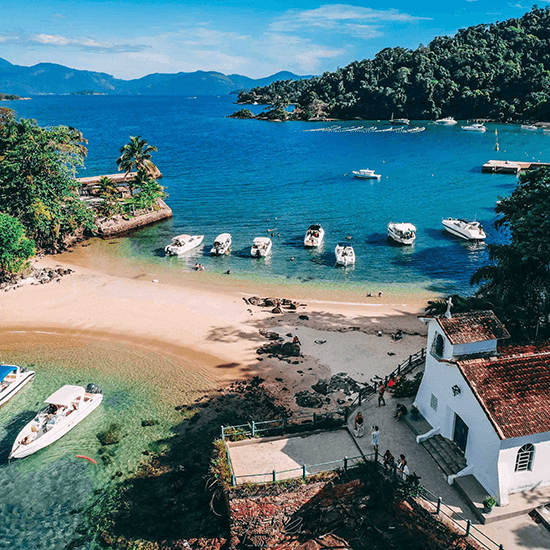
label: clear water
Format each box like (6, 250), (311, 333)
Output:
(11, 95), (548, 295)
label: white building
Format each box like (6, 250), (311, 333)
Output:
(414, 310), (550, 506)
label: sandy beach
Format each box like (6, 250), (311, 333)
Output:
(0, 242), (433, 413)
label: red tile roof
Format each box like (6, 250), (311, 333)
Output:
(457, 345), (550, 439)
(436, 311), (510, 345)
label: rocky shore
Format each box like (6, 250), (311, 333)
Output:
(0, 266), (74, 292)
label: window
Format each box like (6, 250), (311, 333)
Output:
(432, 333), (444, 357)
(515, 443), (534, 472)
(430, 394), (438, 411)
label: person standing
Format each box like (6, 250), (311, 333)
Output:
(354, 412), (365, 438)
(397, 454), (407, 478)
(378, 383), (386, 407)
(371, 425), (379, 452)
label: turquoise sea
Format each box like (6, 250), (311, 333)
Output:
(11, 94), (550, 295)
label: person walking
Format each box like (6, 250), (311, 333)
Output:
(378, 383), (386, 407)
(354, 412), (365, 438)
(371, 425), (379, 451)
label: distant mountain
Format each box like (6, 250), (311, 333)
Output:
(0, 58), (312, 96)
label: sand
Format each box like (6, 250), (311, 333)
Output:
(0, 247), (432, 411)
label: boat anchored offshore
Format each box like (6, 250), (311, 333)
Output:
(210, 233), (232, 255)
(387, 222), (416, 245)
(165, 234), (204, 256)
(304, 224), (324, 247)
(442, 218), (486, 241)
(0, 364), (35, 407)
(461, 123), (486, 132)
(335, 243), (355, 266)
(9, 384), (103, 460)
(251, 237), (272, 257)
(435, 117), (457, 125)
(352, 169), (381, 180)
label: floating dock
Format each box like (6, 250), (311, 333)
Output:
(482, 160), (550, 175)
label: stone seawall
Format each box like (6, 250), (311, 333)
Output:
(95, 200), (173, 237)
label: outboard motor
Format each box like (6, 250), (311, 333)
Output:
(85, 383), (102, 394)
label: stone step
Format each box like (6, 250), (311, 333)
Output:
(421, 435), (467, 477)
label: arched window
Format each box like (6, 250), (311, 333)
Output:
(434, 333), (444, 357)
(515, 443), (534, 472)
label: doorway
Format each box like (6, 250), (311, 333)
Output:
(453, 413), (469, 453)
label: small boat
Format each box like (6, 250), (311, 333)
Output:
(352, 169), (381, 180)
(211, 233), (232, 255)
(335, 243), (355, 266)
(390, 117), (410, 125)
(435, 117), (457, 125)
(521, 124), (537, 130)
(442, 218), (486, 241)
(387, 222), (416, 245)
(0, 364), (35, 407)
(165, 234), (204, 256)
(251, 237), (272, 257)
(461, 123), (486, 132)
(9, 384), (103, 460)
(304, 224), (324, 247)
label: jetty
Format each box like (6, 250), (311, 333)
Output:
(76, 171), (163, 196)
(482, 160), (550, 175)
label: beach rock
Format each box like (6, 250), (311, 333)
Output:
(259, 330), (282, 341)
(256, 341), (301, 357)
(312, 380), (329, 395)
(299, 315), (309, 321)
(295, 391), (324, 408)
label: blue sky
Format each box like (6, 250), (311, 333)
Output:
(0, 1), (540, 79)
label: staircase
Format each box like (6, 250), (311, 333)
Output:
(421, 434), (467, 478)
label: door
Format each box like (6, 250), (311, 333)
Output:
(453, 413), (469, 453)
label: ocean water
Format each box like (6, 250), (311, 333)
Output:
(10, 95), (550, 294)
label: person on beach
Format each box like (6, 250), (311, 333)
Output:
(371, 425), (379, 451)
(395, 403), (407, 421)
(378, 383), (386, 407)
(383, 449), (395, 470)
(354, 412), (365, 438)
(293, 335), (301, 345)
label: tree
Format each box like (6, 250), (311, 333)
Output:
(132, 168), (167, 210)
(116, 136), (159, 190)
(0, 112), (95, 250)
(97, 176), (120, 218)
(0, 213), (36, 273)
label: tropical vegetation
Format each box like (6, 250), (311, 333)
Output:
(0, 213), (35, 273)
(237, 6), (550, 122)
(116, 135), (159, 181)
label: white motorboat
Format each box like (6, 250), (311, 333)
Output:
(251, 237), (272, 257)
(387, 222), (416, 245)
(442, 218), (486, 241)
(435, 117), (457, 125)
(335, 243), (355, 266)
(211, 233), (232, 255)
(165, 234), (204, 256)
(9, 384), (103, 460)
(521, 124), (537, 130)
(304, 224), (324, 247)
(0, 364), (35, 407)
(352, 169), (381, 180)
(390, 117), (409, 125)
(461, 123), (486, 132)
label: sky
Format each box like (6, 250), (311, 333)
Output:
(0, 1), (541, 80)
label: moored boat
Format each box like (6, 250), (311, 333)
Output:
(521, 124), (537, 130)
(442, 218), (486, 240)
(335, 243), (355, 266)
(352, 169), (381, 180)
(0, 364), (35, 407)
(251, 237), (272, 257)
(9, 384), (103, 460)
(304, 224), (324, 247)
(165, 234), (204, 256)
(461, 123), (486, 132)
(210, 233), (232, 255)
(390, 117), (410, 125)
(435, 117), (457, 125)
(387, 222), (416, 245)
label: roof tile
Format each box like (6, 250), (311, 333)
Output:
(437, 310), (510, 345)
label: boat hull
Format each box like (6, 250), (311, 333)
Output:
(442, 220), (486, 240)
(165, 235), (204, 256)
(388, 231), (415, 245)
(0, 371), (34, 407)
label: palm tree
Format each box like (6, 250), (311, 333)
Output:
(116, 136), (159, 184)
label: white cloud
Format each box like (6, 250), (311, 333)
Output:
(344, 24), (384, 39)
(33, 34), (72, 45)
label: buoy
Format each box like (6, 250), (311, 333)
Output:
(76, 455), (97, 464)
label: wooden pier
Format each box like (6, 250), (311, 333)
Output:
(482, 160), (550, 175)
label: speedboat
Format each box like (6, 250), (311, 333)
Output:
(521, 124), (537, 130)
(211, 233), (232, 255)
(0, 364), (35, 407)
(9, 384), (103, 460)
(435, 117), (457, 125)
(387, 222), (416, 245)
(442, 218), (486, 241)
(251, 237), (272, 257)
(304, 224), (324, 247)
(335, 243), (355, 266)
(461, 123), (486, 132)
(390, 118), (409, 125)
(165, 234), (204, 256)
(352, 169), (381, 180)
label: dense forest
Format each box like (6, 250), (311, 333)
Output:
(236, 6), (550, 121)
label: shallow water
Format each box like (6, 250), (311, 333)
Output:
(10, 95), (549, 295)
(0, 331), (218, 549)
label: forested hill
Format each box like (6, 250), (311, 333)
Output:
(237, 6), (550, 122)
